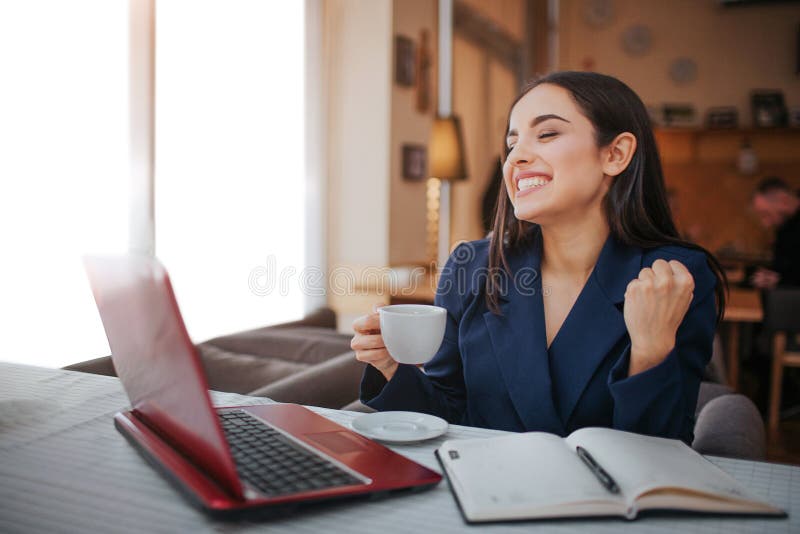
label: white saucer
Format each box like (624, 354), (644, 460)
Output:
(350, 411), (448, 443)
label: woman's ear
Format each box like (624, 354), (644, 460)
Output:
(602, 132), (637, 177)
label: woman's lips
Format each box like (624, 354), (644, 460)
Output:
(514, 173), (552, 198)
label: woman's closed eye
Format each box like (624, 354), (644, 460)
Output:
(505, 131), (558, 153)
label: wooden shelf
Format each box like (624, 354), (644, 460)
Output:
(654, 126), (800, 165)
(655, 127), (800, 136)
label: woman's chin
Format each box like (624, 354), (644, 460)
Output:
(513, 205), (545, 223)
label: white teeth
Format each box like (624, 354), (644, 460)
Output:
(517, 177), (550, 191)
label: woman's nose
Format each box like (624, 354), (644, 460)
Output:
(509, 143), (534, 167)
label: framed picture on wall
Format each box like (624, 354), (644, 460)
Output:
(395, 35), (416, 86)
(751, 90), (787, 128)
(402, 144), (427, 181)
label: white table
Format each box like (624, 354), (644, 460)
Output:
(0, 362), (797, 533)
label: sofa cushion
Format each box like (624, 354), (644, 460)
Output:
(201, 326), (352, 365)
(196, 344), (309, 395)
(246, 351), (365, 409)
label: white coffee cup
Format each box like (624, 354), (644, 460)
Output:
(379, 304), (447, 365)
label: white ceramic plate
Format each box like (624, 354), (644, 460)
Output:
(350, 411), (448, 443)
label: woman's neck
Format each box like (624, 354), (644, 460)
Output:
(539, 214), (610, 280)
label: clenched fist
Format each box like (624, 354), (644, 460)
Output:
(623, 259), (695, 376)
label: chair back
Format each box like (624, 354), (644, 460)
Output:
(693, 391), (766, 460)
(762, 288), (800, 333)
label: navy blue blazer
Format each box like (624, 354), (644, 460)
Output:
(360, 229), (717, 444)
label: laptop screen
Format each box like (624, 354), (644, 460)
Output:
(85, 255), (243, 498)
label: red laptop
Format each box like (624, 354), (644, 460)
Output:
(84, 255), (441, 519)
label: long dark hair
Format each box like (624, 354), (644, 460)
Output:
(487, 71), (727, 321)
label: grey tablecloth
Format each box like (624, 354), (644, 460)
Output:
(0, 362), (797, 533)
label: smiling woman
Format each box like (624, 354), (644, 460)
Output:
(353, 71), (728, 444)
(490, 72), (726, 322)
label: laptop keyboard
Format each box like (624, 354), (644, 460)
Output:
(217, 410), (363, 497)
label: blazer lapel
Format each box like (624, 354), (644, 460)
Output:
(548, 235), (643, 426)
(482, 231), (564, 434)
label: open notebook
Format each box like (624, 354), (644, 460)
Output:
(435, 427), (785, 523)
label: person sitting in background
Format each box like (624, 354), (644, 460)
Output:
(750, 177), (800, 289)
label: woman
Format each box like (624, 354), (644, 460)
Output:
(351, 71), (726, 444)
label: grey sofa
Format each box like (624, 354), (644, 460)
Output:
(65, 308), (765, 460)
(65, 307), (364, 410)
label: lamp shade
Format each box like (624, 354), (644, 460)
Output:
(429, 115), (467, 181)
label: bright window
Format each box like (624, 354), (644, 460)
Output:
(0, 1), (129, 368)
(155, 0), (306, 342)
(0, 0), (307, 367)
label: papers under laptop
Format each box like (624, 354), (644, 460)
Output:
(84, 255), (441, 518)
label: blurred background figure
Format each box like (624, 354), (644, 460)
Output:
(667, 188), (704, 244)
(750, 177), (800, 289)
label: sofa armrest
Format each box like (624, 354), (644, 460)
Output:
(246, 351), (364, 410)
(266, 307), (337, 330)
(199, 309), (348, 366)
(63, 356), (116, 377)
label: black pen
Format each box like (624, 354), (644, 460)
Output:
(576, 446), (620, 494)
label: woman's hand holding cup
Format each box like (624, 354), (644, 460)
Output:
(352, 304), (447, 382)
(351, 307), (399, 381)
